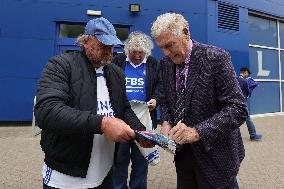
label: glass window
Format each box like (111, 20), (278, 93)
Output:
(59, 23), (129, 42)
(115, 26), (129, 42)
(249, 82), (280, 114)
(59, 24), (85, 38)
(280, 22), (284, 49)
(249, 47), (279, 79)
(62, 50), (79, 53)
(249, 15), (277, 47)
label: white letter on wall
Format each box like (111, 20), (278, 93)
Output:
(257, 50), (270, 77)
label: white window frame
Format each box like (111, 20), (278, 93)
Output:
(249, 13), (284, 112)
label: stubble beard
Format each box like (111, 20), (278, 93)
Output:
(87, 52), (112, 68)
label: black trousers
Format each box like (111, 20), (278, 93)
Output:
(175, 145), (234, 189)
(43, 168), (114, 189)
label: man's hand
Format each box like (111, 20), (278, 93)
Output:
(147, 99), (157, 111)
(168, 123), (200, 144)
(160, 121), (172, 137)
(101, 117), (135, 142)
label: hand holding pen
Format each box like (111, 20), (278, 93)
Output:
(168, 120), (200, 145)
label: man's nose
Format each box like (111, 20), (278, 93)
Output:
(134, 54), (141, 59)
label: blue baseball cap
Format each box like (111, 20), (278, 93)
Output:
(84, 17), (122, 46)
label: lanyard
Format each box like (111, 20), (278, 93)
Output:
(176, 39), (193, 91)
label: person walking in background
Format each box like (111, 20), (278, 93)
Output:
(151, 13), (247, 189)
(35, 17), (150, 189)
(112, 31), (160, 189)
(238, 67), (263, 141)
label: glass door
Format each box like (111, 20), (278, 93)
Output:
(55, 22), (129, 55)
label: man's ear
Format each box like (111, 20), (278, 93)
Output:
(82, 39), (89, 49)
(182, 28), (189, 39)
(183, 28), (188, 35)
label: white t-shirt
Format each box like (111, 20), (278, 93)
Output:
(43, 66), (115, 189)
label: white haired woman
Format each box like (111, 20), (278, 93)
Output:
(112, 31), (161, 189)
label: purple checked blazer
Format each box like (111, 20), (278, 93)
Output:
(158, 40), (247, 188)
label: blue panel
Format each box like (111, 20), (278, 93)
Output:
(221, 0), (284, 18)
(58, 45), (80, 55)
(249, 15), (277, 47)
(249, 82), (280, 114)
(0, 0), (209, 121)
(249, 47), (279, 79)
(280, 22), (284, 49)
(0, 38), (54, 78)
(228, 50), (249, 74)
(207, 1), (249, 72)
(0, 78), (37, 121)
(2, 0), (284, 120)
(1, 1), (56, 39)
(57, 38), (78, 46)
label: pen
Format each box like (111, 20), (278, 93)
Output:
(176, 120), (184, 151)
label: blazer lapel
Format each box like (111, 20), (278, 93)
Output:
(185, 41), (203, 110)
(170, 61), (177, 103)
(162, 57), (177, 104)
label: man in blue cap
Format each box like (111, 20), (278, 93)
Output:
(35, 17), (150, 189)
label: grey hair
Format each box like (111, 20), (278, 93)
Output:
(151, 13), (190, 38)
(124, 31), (154, 58)
(76, 34), (90, 49)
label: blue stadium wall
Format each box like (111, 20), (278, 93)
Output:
(0, 0), (283, 121)
(207, 0), (284, 115)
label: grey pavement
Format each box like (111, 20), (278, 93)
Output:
(0, 115), (284, 189)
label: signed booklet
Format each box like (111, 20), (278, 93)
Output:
(135, 130), (177, 155)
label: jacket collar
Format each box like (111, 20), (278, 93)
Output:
(184, 40), (204, 109)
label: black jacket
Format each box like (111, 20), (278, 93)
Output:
(112, 54), (161, 127)
(35, 51), (145, 178)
